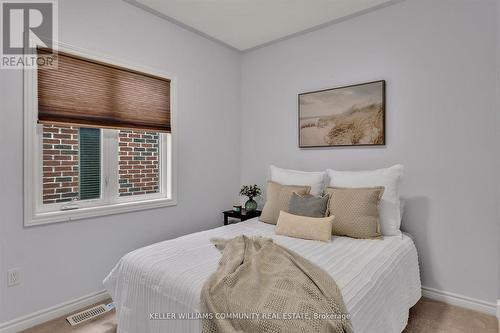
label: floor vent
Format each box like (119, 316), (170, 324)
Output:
(66, 303), (114, 326)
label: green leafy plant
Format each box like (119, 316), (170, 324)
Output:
(239, 184), (262, 199)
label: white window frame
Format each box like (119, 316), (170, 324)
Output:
(24, 41), (177, 226)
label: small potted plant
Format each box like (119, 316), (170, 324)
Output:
(239, 184), (262, 212)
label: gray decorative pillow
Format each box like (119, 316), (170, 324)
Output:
(288, 192), (329, 218)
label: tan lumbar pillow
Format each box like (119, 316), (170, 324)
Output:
(275, 211), (334, 242)
(259, 181), (311, 224)
(325, 186), (385, 239)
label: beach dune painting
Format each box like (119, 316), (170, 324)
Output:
(298, 80), (385, 147)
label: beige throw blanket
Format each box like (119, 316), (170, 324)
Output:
(200, 235), (353, 333)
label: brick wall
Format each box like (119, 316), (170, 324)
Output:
(42, 125), (79, 203)
(118, 130), (159, 196)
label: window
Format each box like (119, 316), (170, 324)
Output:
(118, 130), (160, 197)
(24, 44), (176, 226)
(42, 125), (84, 204)
(39, 124), (170, 214)
(42, 125), (101, 204)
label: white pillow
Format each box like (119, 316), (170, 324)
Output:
(270, 165), (326, 196)
(326, 165), (404, 236)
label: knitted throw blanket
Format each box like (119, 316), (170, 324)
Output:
(200, 235), (354, 333)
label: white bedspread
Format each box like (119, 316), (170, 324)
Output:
(104, 218), (421, 333)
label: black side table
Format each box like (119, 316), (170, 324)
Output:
(223, 209), (262, 225)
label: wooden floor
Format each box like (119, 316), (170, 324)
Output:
(21, 297), (499, 333)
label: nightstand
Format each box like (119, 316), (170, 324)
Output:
(223, 209), (262, 225)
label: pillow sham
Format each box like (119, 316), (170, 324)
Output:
(325, 186), (384, 239)
(259, 181), (310, 225)
(270, 165), (326, 196)
(275, 211), (334, 242)
(288, 192), (329, 218)
(326, 165), (403, 236)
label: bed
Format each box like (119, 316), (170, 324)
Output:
(104, 218), (421, 333)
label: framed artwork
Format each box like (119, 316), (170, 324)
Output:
(298, 80), (385, 148)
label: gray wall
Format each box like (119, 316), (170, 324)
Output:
(1, 0), (499, 325)
(0, 0), (241, 322)
(497, 0), (500, 302)
(240, 0), (499, 304)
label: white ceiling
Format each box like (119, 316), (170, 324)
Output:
(132, 0), (396, 51)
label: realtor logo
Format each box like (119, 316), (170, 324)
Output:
(1, 0), (58, 69)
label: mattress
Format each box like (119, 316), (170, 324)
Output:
(104, 218), (421, 333)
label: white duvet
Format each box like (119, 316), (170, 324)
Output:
(104, 218), (421, 333)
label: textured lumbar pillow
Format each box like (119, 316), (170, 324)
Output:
(259, 181), (310, 225)
(325, 186), (384, 239)
(275, 211), (334, 242)
(326, 165), (403, 236)
(288, 192), (329, 218)
(270, 165), (326, 196)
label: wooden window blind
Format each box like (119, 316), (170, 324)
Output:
(37, 48), (171, 132)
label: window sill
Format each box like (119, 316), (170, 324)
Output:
(25, 197), (177, 227)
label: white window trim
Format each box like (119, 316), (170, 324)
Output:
(24, 40), (178, 226)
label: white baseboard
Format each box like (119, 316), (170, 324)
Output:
(0, 290), (109, 333)
(422, 286), (497, 316)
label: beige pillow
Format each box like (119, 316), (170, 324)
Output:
(325, 186), (384, 239)
(276, 211), (334, 242)
(259, 181), (310, 224)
